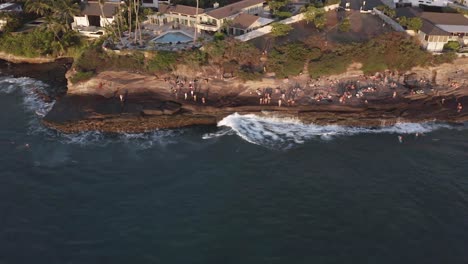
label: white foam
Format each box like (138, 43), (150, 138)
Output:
(0, 76), (54, 116)
(206, 113), (456, 148)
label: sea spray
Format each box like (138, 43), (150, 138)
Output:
(0, 76), (183, 149)
(207, 113), (456, 148)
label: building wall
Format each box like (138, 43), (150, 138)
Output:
(142, 0), (159, 8)
(74, 16), (90, 27)
(74, 15), (115, 28)
(240, 3), (263, 15)
(0, 19), (7, 31)
(100, 16), (115, 27)
(418, 31), (450, 51)
(394, 0), (447, 6)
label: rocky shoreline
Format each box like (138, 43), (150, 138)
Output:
(42, 91), (468, 133)
(39, 56), (468, 133)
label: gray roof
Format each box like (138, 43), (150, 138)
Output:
(395, 7), (422, 18)
(81, 1), (121, 17)
(159, 3), (204, 16)
(396, 8), (468, 36)
(421, 12), (468, 26)
(0, 3), (22, 11)
(206, 0), (264, 19)
(420, 19), (450, 36)
(230, 13), (259, 29)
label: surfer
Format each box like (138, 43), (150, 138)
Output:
(398, 135), (403, 143)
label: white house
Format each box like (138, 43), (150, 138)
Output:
(142, 0), (159, 9)
(397, 7), (468, 51)
(198, 0), (265, 33)
(394, 0), (448, 7)
(149, 0), (266, 34)
(72, 1), (122, 37)
(227, 13), (273, 35)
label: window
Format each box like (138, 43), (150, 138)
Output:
(424, 35), (429, 41)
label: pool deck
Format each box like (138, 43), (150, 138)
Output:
(111, 22), (211, 51)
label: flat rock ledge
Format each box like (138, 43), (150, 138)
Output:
(43, 94), (468, 134)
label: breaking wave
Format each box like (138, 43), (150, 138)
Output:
(0, 75), (181, 149)
(205, 113), (458, 149)
(0, 76), (54, 116)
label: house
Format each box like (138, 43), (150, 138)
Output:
(199, 0), (265, 32)
(396, 7), (468, 51)
(149, 0), (266, 34)
(0, 3), (22, 13)
(393, 0), (448, 7)
(454, 0), (468, 7)
(72, 0), (122, 37)
(142, 0), (159, 9)
(150, 3), (204, 27)
(227, 13), (273, 35)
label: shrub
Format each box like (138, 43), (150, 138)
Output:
(431, 52), (457, 65)
(339, 18), (351, 32)
(70, 71), (95, 84)
(268, 42), (313, 78)
(309, 52), (352, 78)
(147, 51), (178, 72)
(276, 11), (293, 19)
(270, 23), (293, 37)
(213, 32), (225, 41)
(443, 41), (460, 51)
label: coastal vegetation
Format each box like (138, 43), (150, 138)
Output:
(0, 0), (84, 57)
(270, 23), (293, 37)
(397, 16), (423, 31)
(264, 32), (456, 78)
(301, 5), (327, 30)
(70, 38), (262, 83)
(376, 5), (396, 18)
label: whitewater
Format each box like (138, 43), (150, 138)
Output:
(0, 75), (464, 149)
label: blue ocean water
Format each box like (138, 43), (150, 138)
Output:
(1, 75), (468, 264)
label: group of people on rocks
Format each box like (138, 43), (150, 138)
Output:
(167, 76), (207, 105)
(158, 72), (465, 114)
(255, 87), (297, 107)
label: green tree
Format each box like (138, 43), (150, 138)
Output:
(268, 0), (289, 16)
(213, 32), (225, 41)
(406, 17), (422, 31)
(444, 41), (460, 51)
(301, 5), (326, 29)
(376, 5), (396, 18)
(270, 22), (293, 37)
(302, 6), (321, 24)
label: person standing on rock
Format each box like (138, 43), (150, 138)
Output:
(457, 102), (463, 113)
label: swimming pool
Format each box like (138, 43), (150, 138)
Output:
(152, 31), (193, 44)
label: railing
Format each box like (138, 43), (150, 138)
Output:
(196, 23), (218, 31)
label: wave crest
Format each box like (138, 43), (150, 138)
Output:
(206, 113), (455, 148)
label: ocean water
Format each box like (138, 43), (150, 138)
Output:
(1, 75), (468, 264)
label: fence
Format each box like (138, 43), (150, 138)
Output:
(372, 8), (405, 32)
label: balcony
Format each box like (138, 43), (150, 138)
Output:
(196, 21), (218, 31)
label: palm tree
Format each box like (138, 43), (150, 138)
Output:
(194, 0), (199, 42)
(98, 0), (118, 38)
(54, 0), (80, 30)
(133, 0), (142, 44)
(25, 0), (53, 17)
